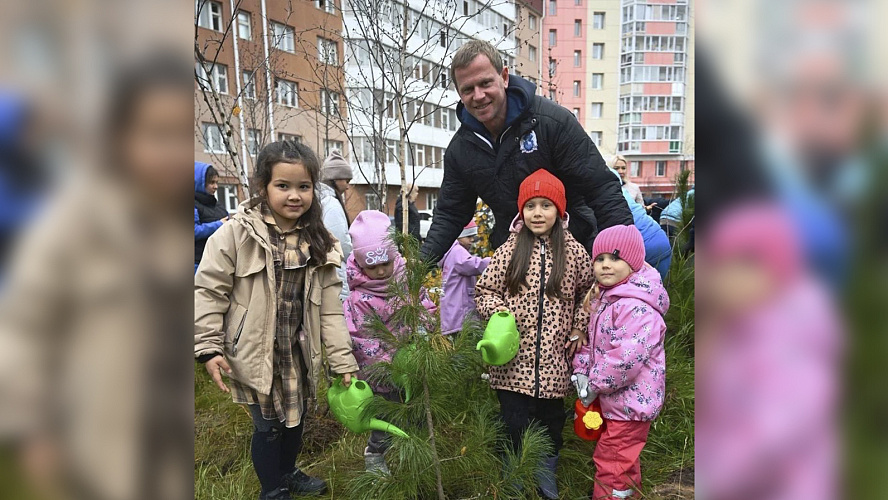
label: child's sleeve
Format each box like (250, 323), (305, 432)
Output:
(194, 207), (224, 240)
(451, 246), (491, 277)
(318, 265), (359, 375)
(194, 223), (238, 359)
(572, 342), (593, 375)
(587, 300), (665, 395)
(571, 245), (595, 333)
(473, 247), (509, 320)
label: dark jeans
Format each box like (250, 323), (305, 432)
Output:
(248, 404), (306, 495)
(496, 389), (565, 457)
(366, 390), (403, 454)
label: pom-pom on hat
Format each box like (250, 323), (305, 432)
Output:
(459, 220), (478, 238)
(592, 225), (645, 271)
(349, 210), (395, 268)
(321, 150), (353, 181)
(517, 169), (567, 218)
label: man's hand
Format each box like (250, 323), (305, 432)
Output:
(565, 328), (587, 357)
(342, 372), (356, 387)
(205, 355), (232, 393)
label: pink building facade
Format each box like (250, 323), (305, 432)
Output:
(541, 0), (588, 121)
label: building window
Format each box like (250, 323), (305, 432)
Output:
(592, 43), (604, 59)
(573, 50), (581, 67)
(680, 160), (688, 171)
(548, 0), (556, 15)
(548, 58), (556, 76)
(426, 192), (437, 210)
(529, 14), (537, 30)
(278, 133), (301, 143)
(318, 38), (338, 65)
(242, 71), (255, 99)
(196, 63), (228, 94)
(591, 102), (603, 118)
(315, 0), (336, 14)
(217, 185), (240, 213)
(590, 131), (602, 146)
(365, 192), (381, 211)
(573, 80), (581, 97)
(591, 73), (603, 89)
(572, 108), (580, 120)
(575, 0), (581, 4)
(237, 11), (252, 40)
(271, 22), (295, 53)
(592, 12), (605, 29)
(201, 123), (225, 153)
(197, 0), (223, 31)
(246, 129), (261, 156)
(548, 89), (556, 100)
(275, 79), (298, 107)
(548, 30), (556, 46)
(630, 161), (640, 177)
(324, 140), (344, 156)
(574, 20), (582, 37)
(656, 161), (666, 176)
(528, 45), (537, 61)
(321, 89), (340, 116)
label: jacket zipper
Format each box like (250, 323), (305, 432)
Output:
(232, 310), (247, 355)
(533, 238), (547, 398)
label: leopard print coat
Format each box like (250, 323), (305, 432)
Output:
(475, 218), (594, 399)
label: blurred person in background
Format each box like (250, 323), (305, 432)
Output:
(696, 203), (842, 500)
(320, 150), (353, 301)
(610, 154), (646, 208)
(0, 53), (193, 500)
(194, 161), (228, 272)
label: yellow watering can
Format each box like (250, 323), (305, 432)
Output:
(476, 311), (520, 366)
(326, 377), (408, 438)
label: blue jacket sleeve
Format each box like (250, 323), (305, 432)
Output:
(195, 208), (224, 240)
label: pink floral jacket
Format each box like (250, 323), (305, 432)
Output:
(572, 263), (669, 421)
(343, 253), (437, 391)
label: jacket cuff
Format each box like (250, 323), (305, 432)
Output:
(196, 352), (222, 364)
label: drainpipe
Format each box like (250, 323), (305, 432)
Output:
(229, 0), (251, 189)
(260, 0), (276, 143)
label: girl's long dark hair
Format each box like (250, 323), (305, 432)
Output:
(504, 216), (567, 299)
(323, 179), (352, 226)
(252, 141), (334, 264)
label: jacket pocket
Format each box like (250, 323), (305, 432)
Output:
(226, 304), (248, 356)
(234, 252), (265, 277)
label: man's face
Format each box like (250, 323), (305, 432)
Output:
(454, 54), (509, 131)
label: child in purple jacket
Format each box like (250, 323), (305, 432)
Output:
(571, 225), (670, 499)
(342, 210), (437, 473)
(439, 221), (490, 335)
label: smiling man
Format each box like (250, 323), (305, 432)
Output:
(421, 40), (632, 263)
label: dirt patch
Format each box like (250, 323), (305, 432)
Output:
(649, 467), (694, 499)
(301, 405), (346, 456)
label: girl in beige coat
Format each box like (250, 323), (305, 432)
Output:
(195, 141), (358, 500)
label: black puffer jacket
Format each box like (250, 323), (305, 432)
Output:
(421, 75), (631, 263)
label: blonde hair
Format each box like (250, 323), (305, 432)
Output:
(609, 155), (628, 169)
(450, 40), (504, 90)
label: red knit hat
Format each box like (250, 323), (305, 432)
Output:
(592, 225), (645, 271)
(518, 169), (567, 218)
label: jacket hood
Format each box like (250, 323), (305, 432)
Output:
(232, 197), (344, 267)
(601, 263), (670, 316)
(194, 162), (212, 194)
(439, 239), (463, 268)
(346, 252), (406, 297)
(508, 212), (570, 233)
(317, 181), (337, 200)
(456, 74), (536, 140)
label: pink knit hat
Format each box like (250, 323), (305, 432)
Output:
(592, 225), (645, 271)
(459, 220), (478, 238)
(349, 210), (396, 268)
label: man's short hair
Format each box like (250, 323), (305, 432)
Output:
(450, 40), (503, 90)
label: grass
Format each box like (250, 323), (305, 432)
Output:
(195, 257), (694, 499)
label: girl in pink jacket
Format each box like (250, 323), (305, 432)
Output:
(439, 221), (490, 335)
(572, 224), (670, 499)
(342, 210), (437, 473)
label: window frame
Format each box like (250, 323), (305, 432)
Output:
(275, 79), (299, 107)
(655, 161), (666, 176)
(201, 122), (226, 154)
(197, 0), (223, 31)
(237, 10), (252, 40)
(592, 12), (605, 29)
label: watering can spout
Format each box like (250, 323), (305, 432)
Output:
(367, 418), (409, 438)
(476, 339), (494, 362)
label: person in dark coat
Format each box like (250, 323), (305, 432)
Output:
(393, 184), (421, 242)
(194, 161), (228, 270)
(420, 40), (631, 263)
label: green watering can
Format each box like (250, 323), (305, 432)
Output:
(326, 377), (409, 438)
(476, 311), (520, 365)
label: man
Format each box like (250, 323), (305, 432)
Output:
(394, 184), (421, 242)
(421, 40), (631, 263)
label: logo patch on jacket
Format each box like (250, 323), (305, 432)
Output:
(520, 130), (538, 153)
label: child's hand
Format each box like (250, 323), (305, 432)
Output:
(494, 305), (509, 313)
(342, 372), (356, 388)
(565, 328), (587, 357)
(204, 355), (232, 393)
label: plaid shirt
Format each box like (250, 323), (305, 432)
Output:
(231, 204), (311, 427)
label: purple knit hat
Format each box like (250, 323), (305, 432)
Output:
(349, 210), (396, 268)
(592, 225), (645, 271)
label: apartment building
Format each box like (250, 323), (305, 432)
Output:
(513, 0), (544, 89)
(195, 0), (350, 212)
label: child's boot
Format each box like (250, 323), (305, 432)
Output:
(535, 455), (559, 499)
(258, 486), (292, 500)
(282, 467), (327, 496)
(364, 447), (391, 474)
